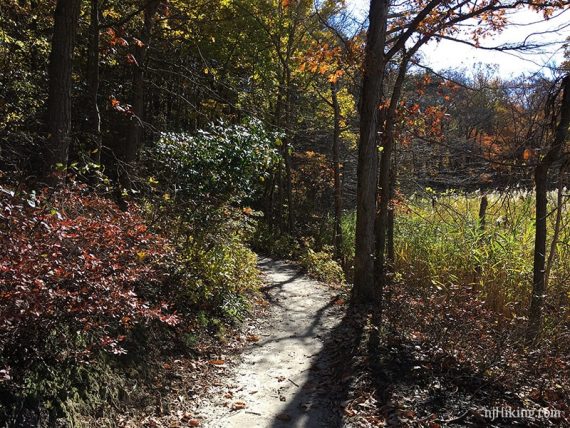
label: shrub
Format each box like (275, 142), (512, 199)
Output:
(149, 119), (281, 213)
(300, 246), (345, 285)
(250, 221), (302, 259)
(0, 184), (179, 422)
(175, 229), (261, 323)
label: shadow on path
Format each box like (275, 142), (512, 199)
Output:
(269, 302), (368, 428)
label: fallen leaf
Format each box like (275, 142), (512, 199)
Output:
(231, 401), (247, 411)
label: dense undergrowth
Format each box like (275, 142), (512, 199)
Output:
(0, 120), (279, 426)
(334, 190), (569, 333)
(394, 191), (569, 330)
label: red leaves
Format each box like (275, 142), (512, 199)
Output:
(126, 53), (139, 66)
(0, 185), (178, 360)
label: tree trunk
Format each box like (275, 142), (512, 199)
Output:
(353, 0), (388, 303)
(474, 194), (488, 286)
(85, 0), (102, 165)
(386, 167), (395, 264)
(528, 164), (549, 341)
(284, 67), (295, 235)
(122, 0), (160, 186)
(331, 81), (343, 258)
(528, 74), (570, 341)
(544, 168), (565, 290)
(375, 53), (411, 292)
(44, 0), (82, 174)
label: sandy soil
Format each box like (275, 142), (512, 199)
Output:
(196, 257), (346, 428)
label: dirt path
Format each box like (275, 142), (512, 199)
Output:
(197, 257), (347, 428)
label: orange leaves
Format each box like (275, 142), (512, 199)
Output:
(523, 148), (537, 161)
(105, 27), (129, 48)
(109, 96), (133, 115)
(297, 41), (345, 84)
(328, 69), (345, 84)
(398, 98), (448, 147)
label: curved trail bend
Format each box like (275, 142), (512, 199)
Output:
(199, 257), (348, 428)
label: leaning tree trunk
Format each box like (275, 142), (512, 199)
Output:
(353, 0), (388, 303)
(544, 168), (566, 290)
(85, 0), (102, 165)
(122, 0), (160, 187)
(528, 74), (570, 342)
(331, 81), (343, 258)
(386, 166), (395, 264)
(45, 0), (82, 174)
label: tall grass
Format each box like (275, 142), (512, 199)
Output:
(341, 190), (570, 321)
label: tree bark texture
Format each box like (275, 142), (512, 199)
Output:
(353, 0), (388, 303)
(123, 0), (160, 184)
(45, 0), (82, 173)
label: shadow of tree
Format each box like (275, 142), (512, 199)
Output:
(269, 302), (368, 428)
(356, 316), (529, 427)
(269, 302), (528, 427)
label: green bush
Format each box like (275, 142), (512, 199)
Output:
(300, 246), (345, 285)
(142, 120), (278, 327)
(175, 233), (261, 321)
(149, 119), (281, 212)
(250, 222), (301, 259)
(153, 204), (263, 330)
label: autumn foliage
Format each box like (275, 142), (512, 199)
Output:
(0, 183), (179, 375)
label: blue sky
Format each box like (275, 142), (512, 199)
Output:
(346, 0), (570, 77)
